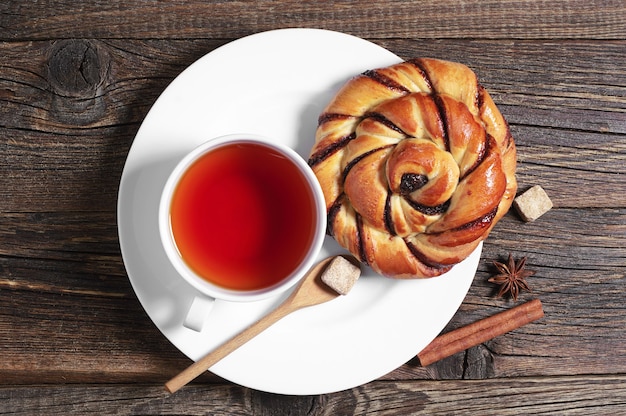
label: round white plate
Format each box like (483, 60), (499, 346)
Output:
(117, 28), (481, 395)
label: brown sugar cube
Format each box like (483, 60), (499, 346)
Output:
(321, 256), (361, 295)
(513, 185), (553, 222)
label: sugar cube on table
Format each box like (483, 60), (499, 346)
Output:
(513, 185), (553, 222)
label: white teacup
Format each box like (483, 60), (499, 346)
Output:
(159, 134), (327, 331)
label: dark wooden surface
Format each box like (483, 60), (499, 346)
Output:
(1, 1), (625, 414)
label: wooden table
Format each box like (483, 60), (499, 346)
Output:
(2, 1), (625, 414)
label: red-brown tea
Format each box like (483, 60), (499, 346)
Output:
(169, 142), (317, 291)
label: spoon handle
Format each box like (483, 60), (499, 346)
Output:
(164, 257), (346, 394)
(165, 299), (297, 394)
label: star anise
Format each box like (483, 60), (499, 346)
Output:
(488, 253), (535, 301)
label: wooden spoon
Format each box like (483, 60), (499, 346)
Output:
(165, 255), (360, 393)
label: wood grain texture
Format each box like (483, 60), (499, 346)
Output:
(1, 376), (625, 415)
(2, 209), (623, 383)
(0, 38), (224, 211)
(1, 37), (625, 389)
(2, 39), (624, 212)
(1, 0), (625, 413)
(1, 0), (625, 40)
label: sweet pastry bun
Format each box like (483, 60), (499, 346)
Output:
(309, 58), (517, 278)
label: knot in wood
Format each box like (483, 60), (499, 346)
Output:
(47, 40), (108, 97)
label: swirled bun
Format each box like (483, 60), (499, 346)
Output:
(308, 58), (517, 278)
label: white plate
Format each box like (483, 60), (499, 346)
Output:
(117, 28), (481, 395)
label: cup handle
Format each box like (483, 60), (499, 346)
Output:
(183, 295), (215, 332)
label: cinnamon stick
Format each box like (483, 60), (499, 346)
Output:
(417, 299), (544, 367)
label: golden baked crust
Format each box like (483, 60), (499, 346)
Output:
(308, 58), (517, 278)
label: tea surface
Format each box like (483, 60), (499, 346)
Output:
(170, 143), (317, 291)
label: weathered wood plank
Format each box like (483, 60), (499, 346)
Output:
(0, 275), (215, 385)
(1, 39), (624, 212)
(0, 209), (623, 383)
(1, 37), (624, 384)
(1, 376), (625, 415)
(1, 1), (624, 413)
(1, 0), (625, 41)
(0, 39), (222, 212)
(378, 205), (626, 381)
(388, 40), (626, 129)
